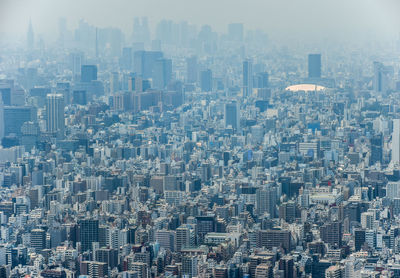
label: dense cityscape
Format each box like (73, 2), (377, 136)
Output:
(1, 2), (400, 278)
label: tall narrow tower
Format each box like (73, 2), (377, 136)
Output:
(243, 59), (253, 97)
(27, 19), (34, 50)
(392, 119), (400, 165)
(46, 94), (65, 137)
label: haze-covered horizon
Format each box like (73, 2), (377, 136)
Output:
(1, 0), (400, 45)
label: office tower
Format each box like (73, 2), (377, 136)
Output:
(200, 69), (213, 92)
(228, 23), (244, 41)
(134, 50), (163, 79)
(279, 201), (298, 223)
(186, 56), (198, 83)
(46, 94), (65, 137)
(95, 248), (119, 269)
(256, 72), (269, 88)
(0, 81), (12, 106)
(27, 19), (34, 49)
(21, 121), (39, 151)
(224, 101), (240, 131)
(308, 54), (321, 78)
(387, 182), (400, 199)
(70, 52), (84, 80)
(31, 229), (46, 252)
(0, 266), (6, 278)
(243, 59), (253, 97)
(257, 229), (292, 252)
(155, 230), (175, 251)
(370, 134), (383, 165)
(110, 72), (120, 93)
(182, 256), (198, 278)
(79, 219), (99, 252)
(0, 103), (3, 140)
(153, 59), (172, 89)
(56, 82), (70, 104)
(72, 90), (87, 105)
(256, 186), (277, 217)
(361, 211), (374, 229)
(196, 216), (216, 244)
(121, 47), (133, 71)
(354, 229), (366, 251)
(176, 225), (194, 251)
(393, 119), (400, 165)
(373, 61), (393, 93)
(81, 65), (97, 82)
(132, 17), (150, 44)
(320, 221), (342, 247)
(58, 17), (67, 46)
(3, 106), (35, 137)
(279, 256), (294, 278)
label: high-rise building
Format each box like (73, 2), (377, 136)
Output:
(133, 51), (163, 79)
(354, 229), (366, 251)
(243, 59), (253, 97)
(392, 119), (400, 165)
(256, 72), (269, 89)
(95, 248), (118, 269)
(79, 219), (99, 252)
(257, 229), (292, 252)
(373, 61), (393, 93)
(153, 59), (172, 89)
(121, 47), (133, 71)
(279, 256), (294, 278)
(320, 221), (342, 247)
(308, 54), (321, 78)
(228, 23), (244, 42)
(224, 101), (240, 131)
(81, 65), (97, 82)
(256, 186), (277, 218)
(182, 256), (198, 278)
(196, 216), (215, 244)
(186, 56), (198, 83)
(46, 94), (65, 137)
(200, 69), (213, 92)
(3, 106), (35, 137)
(31, 229), (46, 252)
(176, 225), (195, 251)
(27, 19), (34, 50)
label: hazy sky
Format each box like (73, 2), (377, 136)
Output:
(1, 0), (399, 42)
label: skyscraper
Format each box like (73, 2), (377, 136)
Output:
(46, 94), (65, 137)
(186, 56), (198, 83)
(31, 229), (46, 252)
(200, 69), (213, 92)
(81, 65), (98, 82)
(256, 186), (277, 218)
(79, 219), (99, 252)
(182, 256), (198, 278)
(153, 59), (172, 89)
(308, 54), (321, 78)
(224, 101), (240, 131)
(256, 72), (269, 89)
(3, 106), (35, 137)
(27, 19), (34, 50)
(373, 61), (392, 93)
(228, 23), (244, 41)
(243, 59), (253, 97)
(392, 119), (400, 165)
(121, 47), (133, 71)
